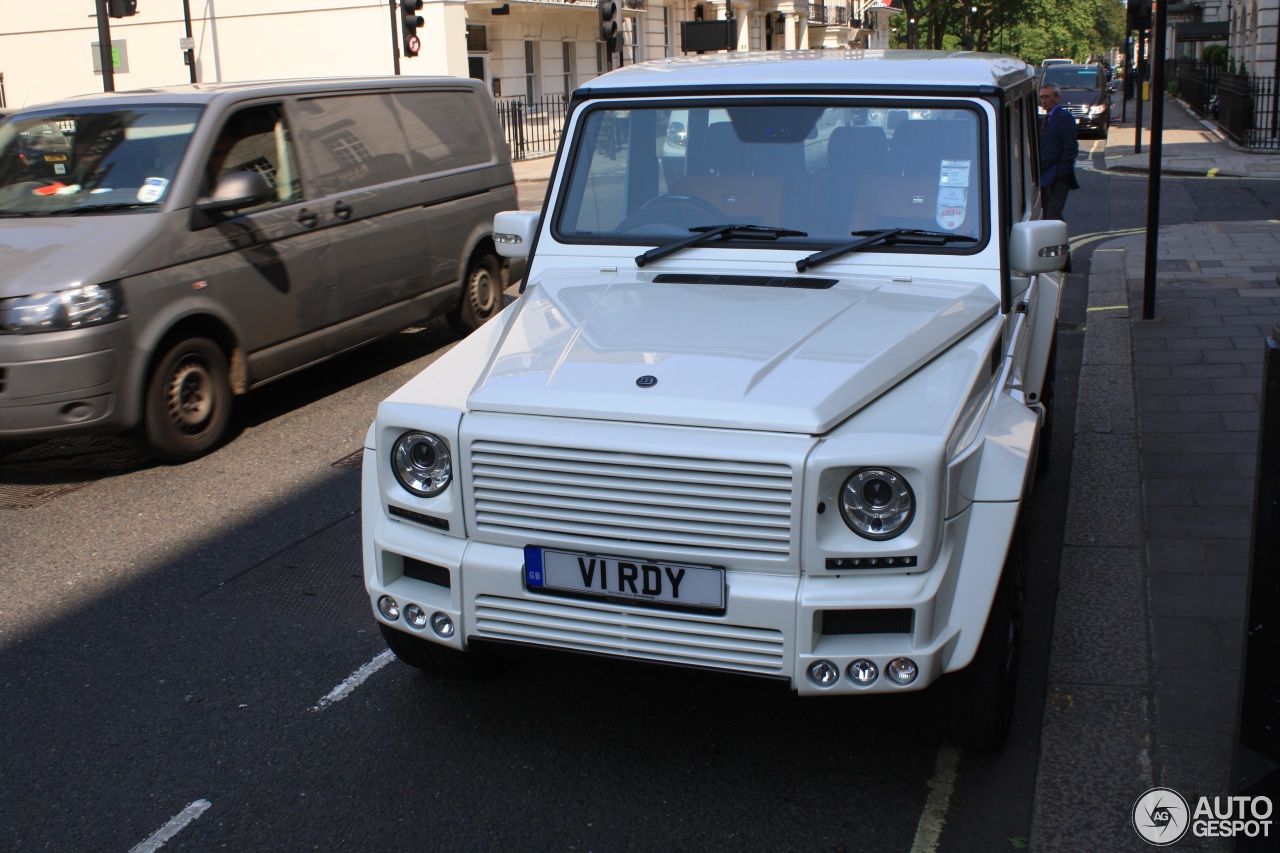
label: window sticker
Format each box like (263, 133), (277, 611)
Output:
(936, 186), (967, 230)
(137, 177), (169, 204)
(939, 159), (971, 188)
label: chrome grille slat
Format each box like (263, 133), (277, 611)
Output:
(470, 438), (795, 559)
(475, 594), (785, 672)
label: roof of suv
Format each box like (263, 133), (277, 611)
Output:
(578, 49), (1035, 96)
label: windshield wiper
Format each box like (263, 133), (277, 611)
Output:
(47, 203), (157, 215)
(635, 224), (807, 268)
(796, 228), (977, 272)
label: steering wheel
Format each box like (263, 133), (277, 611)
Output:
(617, 194), (723, 233)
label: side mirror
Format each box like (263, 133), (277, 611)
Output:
(196, 170), (272, 214)
(494, 210), (539, 259)
(1009, 219), (1069, 275)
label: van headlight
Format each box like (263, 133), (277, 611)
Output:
(391, 431), (452, 497)
(839, 468), (915, 540)
(1, 282), (124, 334)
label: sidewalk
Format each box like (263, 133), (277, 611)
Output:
(1033, 92), (1280, 849)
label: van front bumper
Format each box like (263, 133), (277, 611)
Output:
(0, 322), (133, 438)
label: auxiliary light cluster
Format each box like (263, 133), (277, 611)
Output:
(806, 657), (919, 688)
(377, 595), (455, 638)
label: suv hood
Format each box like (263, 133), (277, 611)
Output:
(467, 268), (999, 434)
(0, 216), (160, 298)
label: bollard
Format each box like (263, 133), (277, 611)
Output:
(1236, 322), (1280, 806)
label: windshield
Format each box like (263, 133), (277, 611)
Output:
(1041, 67), (1102, 90)
(555, 100), (985, 250)
(0, 105), (203, 216)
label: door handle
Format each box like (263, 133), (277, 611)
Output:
(333, 201), (353, 221)
(297, 209), (319, 228)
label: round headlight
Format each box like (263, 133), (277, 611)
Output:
(839, 467), (915, 540)
(391, 432), (452, 497)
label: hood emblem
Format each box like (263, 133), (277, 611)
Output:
(636, 375), (658, 388)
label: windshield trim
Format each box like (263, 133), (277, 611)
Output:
(550, 95), (992, 259)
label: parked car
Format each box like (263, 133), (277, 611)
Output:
(1041, 58), (1074, 67)
(362, 50), (1067, 749)
(0, 77), (517, 460)
(1037, 63), (1115, 137)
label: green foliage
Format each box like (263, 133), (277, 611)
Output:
(1202, 44), (1228, 66)
(1166, 80), (1181, 99)
(896, 0), (1126, 64)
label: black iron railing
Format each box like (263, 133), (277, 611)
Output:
(1176, 61), (1280, 151)
(495, 94), (569, 161)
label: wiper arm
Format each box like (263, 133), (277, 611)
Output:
(797, 228), (976, 272)
(636, 224), (807, 268)
(48, 203), (156, 215)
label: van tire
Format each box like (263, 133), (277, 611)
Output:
(379, 623), (504, 677)
(450, 253), (502, 335)
(915, 529), (1024, 750)
(142, 337), (232, 462)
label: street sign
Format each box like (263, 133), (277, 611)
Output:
(407, 35), (420, 55)
(179, 37), (194, 51)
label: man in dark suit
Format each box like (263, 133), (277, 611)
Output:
(1039, 82), (1079, 221)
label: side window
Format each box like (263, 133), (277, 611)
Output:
(205, 104), (301, 213)
(291, 93), (415, 194)
(394, 91), (493, 173)
(1006, 103), (1025, 222)
(1026, 93), (1042, 200)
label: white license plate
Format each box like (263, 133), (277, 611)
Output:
(524, 546), (725, 612)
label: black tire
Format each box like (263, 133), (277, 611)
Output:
(379, 623), (505, 677)
(141, 337), (232, 462)
(915, 530), (1024, 750)
(449, 253), (502, 335)
(1036, 338), (1058, 476)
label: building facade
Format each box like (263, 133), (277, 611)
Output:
(0, 0), (897, 110)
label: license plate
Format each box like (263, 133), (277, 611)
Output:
(43, 154), (68, 162)
(524, 546), (725, 612)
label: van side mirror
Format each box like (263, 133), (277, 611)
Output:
(1009, 219), (1069, 275)
(196, 170), (272, 215)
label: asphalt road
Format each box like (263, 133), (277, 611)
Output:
(2, 137), (1277, 851)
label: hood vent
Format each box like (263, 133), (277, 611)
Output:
(653, 273), (837, 289)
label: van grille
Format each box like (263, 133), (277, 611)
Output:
(474, 594), (787, 673)
(469, 440), (794, 559)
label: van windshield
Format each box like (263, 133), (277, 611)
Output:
(0, 105), (203, 216)
(554, 100), (985, 250)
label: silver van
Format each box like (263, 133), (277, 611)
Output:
(0, 77), (517, 460)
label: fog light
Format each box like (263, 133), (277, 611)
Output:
(807, 659), (840, 687)
(430, 612), (455, 638)
(847, 659), (879, 686)
(886, 657), (919, 685)
(377, 595), (400, 621)
(404, 603), (428, 629)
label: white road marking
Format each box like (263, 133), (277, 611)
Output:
(310, 649), (395, 712)
(129, 799), (211, 853)
(909, 745), (961, 853)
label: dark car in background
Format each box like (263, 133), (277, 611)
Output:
(2, 120), (73, 179)
(1037, 63), (1114, 137)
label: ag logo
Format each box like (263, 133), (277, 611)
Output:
(1133, 787), (1190, 845)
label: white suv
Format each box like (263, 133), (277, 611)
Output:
(361, 50), (1068, 749)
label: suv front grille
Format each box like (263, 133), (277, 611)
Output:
(469, 440), (794, 559)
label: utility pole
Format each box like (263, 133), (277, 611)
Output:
(94, 0), (115, 92)
(1141, 0), (1168, 320)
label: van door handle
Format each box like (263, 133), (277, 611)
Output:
(296, 209), (319, 228)
(333, 201), (352, 221)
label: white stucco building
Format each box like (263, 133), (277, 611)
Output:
(0, 0), (899, 111)
(1227, 0), (1278, 79)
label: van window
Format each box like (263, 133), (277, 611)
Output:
(205, 104), (302, 213)
(0, 105), (202, 215)
(292, 93), (415, 194)
(394, 91), (493, 173)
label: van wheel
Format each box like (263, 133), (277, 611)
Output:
(915, 530), (1024, 750)
(142, 337), (232, 462)
(379, 623), (504, 677)
(450, 253), (502, 335)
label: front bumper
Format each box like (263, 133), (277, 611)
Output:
(362, 448), (1020, 696)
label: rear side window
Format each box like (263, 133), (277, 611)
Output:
(394, 91), (493, 173)
(292, 93), (416, 194)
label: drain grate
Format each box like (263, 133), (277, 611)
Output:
(199, 512), (370, 627)
(0, 436), (150, 510)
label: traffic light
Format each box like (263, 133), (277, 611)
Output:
(107, 0), (138, 17)
(401, 0), (424, 58)
(1127, 0), (1152, 31)
(599, 0), (620, 53)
